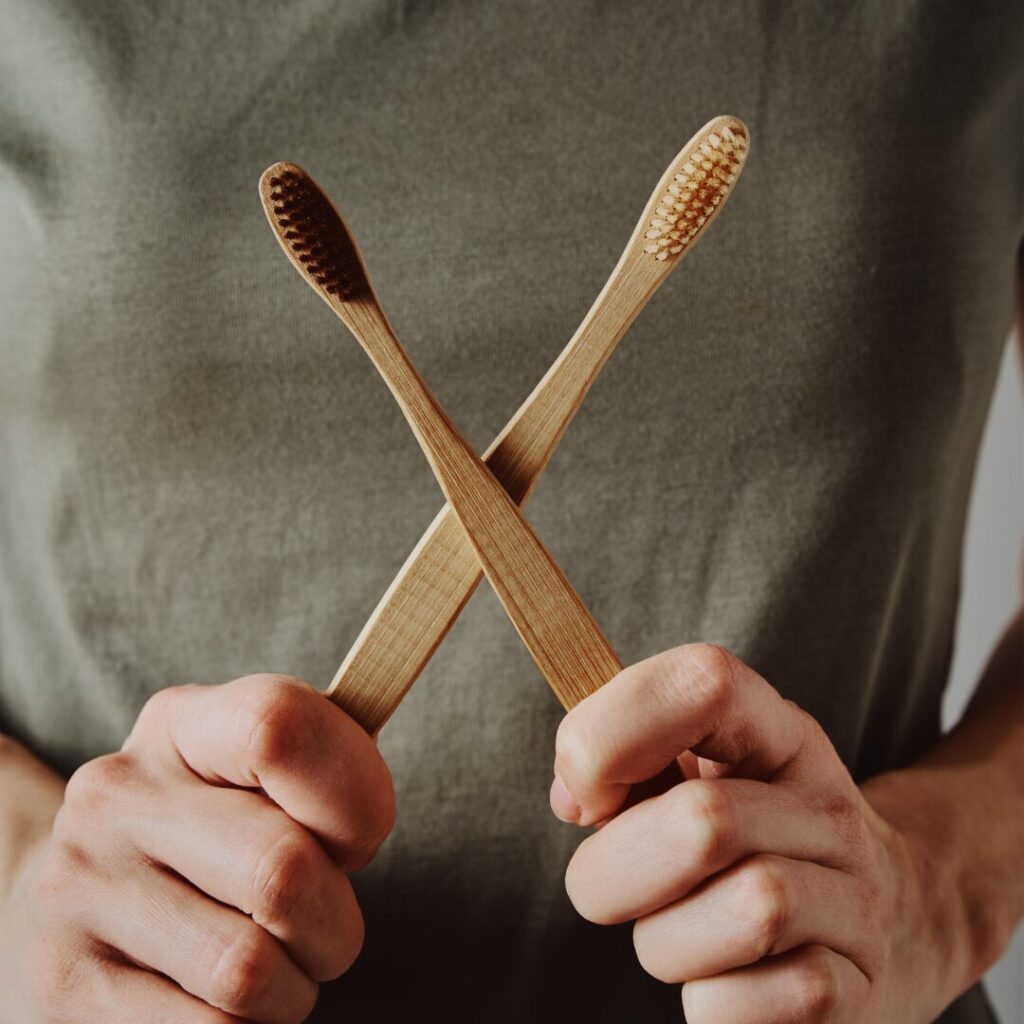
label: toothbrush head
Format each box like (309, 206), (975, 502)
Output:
(259, 162), (371, 302)
(261, 117), (750, 303)
(641, 116), (749, 262)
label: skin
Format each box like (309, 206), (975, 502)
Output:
(550, 618), (1023, 1023)
(546, 315), (1024, 1022)
(1, 319), (1020, 1024)
(1, 632), (1019, 1024)
(0, 675), (395, 1024)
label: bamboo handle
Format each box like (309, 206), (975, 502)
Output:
(328, 263), (651, 732)
(339, 301), (624, 726)
(256, 117), (749, 734)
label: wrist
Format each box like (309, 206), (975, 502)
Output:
(862, 765), (1017, 998)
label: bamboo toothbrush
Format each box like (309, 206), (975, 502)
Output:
(261, 163), (624, 716)
(303, 116), (749, 733)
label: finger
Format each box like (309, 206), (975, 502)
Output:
(58, 753), (360, 983)
(90, 953), (256, 1023)
(633, 854), (878, 984)
(61, 751), (363, 980)
(125, 675), (395, 867)
(86, 858), (317, 1024)
(121, 774), (363, 981)
(555, 644), (817, 824)
(682, 945), (867, 1024)
(565, 777), (857, 923)
(19, 936), (247, 1024)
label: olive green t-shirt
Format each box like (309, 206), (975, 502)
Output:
(1, 2), (1020, 1021)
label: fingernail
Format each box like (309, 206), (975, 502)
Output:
(550, 773), (581, 823)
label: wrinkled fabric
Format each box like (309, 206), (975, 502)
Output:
(1, 2), (1020, 1021)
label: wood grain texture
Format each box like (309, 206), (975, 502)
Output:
(259, 163), (627, 724)
(261, 116), (749, 733)
(338, 297), (625, 714)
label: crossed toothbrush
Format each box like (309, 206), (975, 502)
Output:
(259, 116), (749, 735)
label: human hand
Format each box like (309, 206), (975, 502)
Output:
(0, 675), (394, 1024)
(551, 645), (961, 1023)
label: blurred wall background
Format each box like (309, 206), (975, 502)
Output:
(944, 333), (1022, 1021)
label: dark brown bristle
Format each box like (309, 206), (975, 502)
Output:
(263, 165), (369, 301)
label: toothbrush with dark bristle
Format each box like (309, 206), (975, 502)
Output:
(260, 162), (624, 716)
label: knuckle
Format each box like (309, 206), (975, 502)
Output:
(825, 795), (870, 852)
(791, 950), (841, 1018)
(250, 831), (317, 926)
(669, 780), (735, 865)
(239, 676), (319, 770)
(741, 857), (792, 957)
(678, 643), (738, 714)
(62, 760), (104, 813)
(208, 925), (277, 1016)
(63, 752), (139, 817)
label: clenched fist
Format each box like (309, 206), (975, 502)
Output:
(0, 675), (394, 1024)
(551, 644), (966, 1023)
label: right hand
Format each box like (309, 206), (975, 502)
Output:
(0, 674), (395, 1024)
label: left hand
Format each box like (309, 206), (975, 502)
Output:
(550, 644), (957, 1023)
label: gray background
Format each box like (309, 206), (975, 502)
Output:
(945, 332), (1022, 1021)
